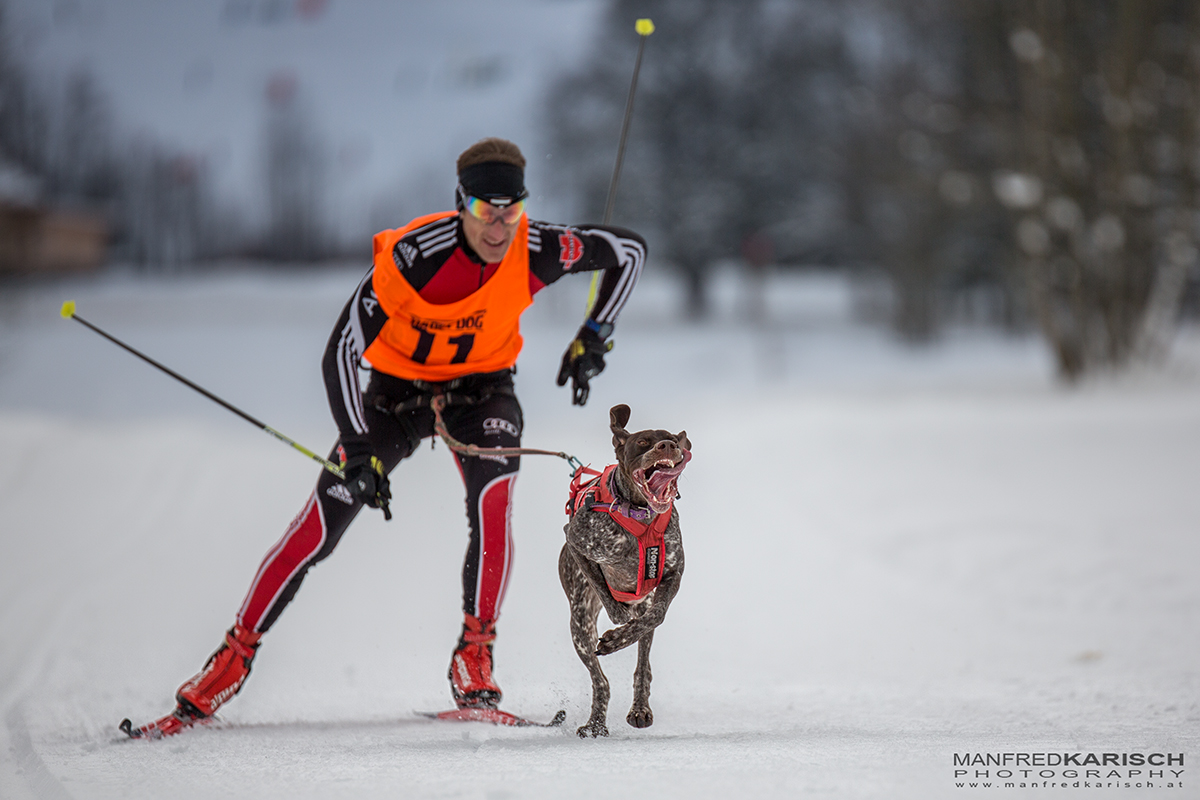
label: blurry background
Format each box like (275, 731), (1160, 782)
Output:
(2, 5), (1198, 797)
(2, 0), (1200, 378)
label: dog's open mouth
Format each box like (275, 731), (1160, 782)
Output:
(632, 450), (692, 514)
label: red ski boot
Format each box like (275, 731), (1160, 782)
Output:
(121, 624), (262, 739)
(448, 615), (501, 709)
(176, 623), (262, 717)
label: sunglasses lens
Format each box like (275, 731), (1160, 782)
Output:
(465, 196), (525, 224)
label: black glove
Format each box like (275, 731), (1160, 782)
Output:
(342, 454), (392, 520)
(556, 324), (613, 406)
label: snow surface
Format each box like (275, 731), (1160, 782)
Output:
(1, 265), (1198, 799)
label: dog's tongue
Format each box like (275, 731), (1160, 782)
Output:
(639, 450), (691, 510)
(646, 450), (690, 493)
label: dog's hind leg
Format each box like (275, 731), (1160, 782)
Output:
(627, 629), (655, 728)
(559, 545), (610, 738)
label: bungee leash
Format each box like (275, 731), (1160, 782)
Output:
(64, 301), (587, 484)
(370, 377), (587, 474)
(427, 394), (585, 475)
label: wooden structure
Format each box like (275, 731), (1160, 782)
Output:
(0, 202), (107, 275)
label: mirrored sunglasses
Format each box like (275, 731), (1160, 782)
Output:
(463, 194), (526, 225)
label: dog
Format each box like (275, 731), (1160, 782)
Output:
(559, 404), (691, 738)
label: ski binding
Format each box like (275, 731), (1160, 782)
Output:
(119, 705), (214, 740)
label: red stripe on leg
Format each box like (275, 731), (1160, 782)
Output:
(473, 474), (516, 621)
(237, 492), (327, 631)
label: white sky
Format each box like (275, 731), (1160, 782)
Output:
(7, 0), (605, 239)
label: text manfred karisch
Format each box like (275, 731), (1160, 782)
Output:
(953, 752), (1185, 790)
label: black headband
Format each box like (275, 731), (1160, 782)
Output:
(458, 161), (526, 201)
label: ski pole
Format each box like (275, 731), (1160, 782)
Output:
(60, 301), (346, 482)
(586, 17), (654, 310)
(603, 17), (655, 225)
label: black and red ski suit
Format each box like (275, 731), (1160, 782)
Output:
(235, 212), (645, 634)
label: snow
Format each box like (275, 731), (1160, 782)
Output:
(1, 265), (1198, 799)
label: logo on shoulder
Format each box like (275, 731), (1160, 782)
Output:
(394, 241), (419, 269)
(558, 230), (584, 270)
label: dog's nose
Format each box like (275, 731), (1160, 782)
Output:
(655, 440), (675, 453)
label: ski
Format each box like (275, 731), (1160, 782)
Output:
(417, 707), (567, 728)
(121, 705), (565, 739)
(119, 705), (214, 740)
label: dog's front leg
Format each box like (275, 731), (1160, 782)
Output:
(627, 629), (655, 729)
(572, 592), (611, 738)
(596, 568), (682, 655)
(560, 546), (612, 738)
(568, 546), (632, 625)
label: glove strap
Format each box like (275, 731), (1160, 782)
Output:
(584, 318), (614, 339)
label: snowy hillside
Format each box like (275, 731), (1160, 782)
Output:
(1, 265), (1198, 799)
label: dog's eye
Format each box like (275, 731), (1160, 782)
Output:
(637, 439), (649, 448)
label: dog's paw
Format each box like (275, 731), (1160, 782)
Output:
(576, 719), (609, 738)
(597, 621), (647, 655)
(595, 627), (629, 656)
(627, 706), (654, 729)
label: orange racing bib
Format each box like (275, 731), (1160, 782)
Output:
(363, 211), (533, 382)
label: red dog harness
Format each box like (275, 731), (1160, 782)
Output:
(566, 465), (672, 602)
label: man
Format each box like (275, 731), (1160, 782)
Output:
(134, 138), (645, 735)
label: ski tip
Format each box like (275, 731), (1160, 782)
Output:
(60, 300), (76, 319)
(118, 718), (135, 738)
(549, 709), (567, 727)
(635, 18), (654, 36)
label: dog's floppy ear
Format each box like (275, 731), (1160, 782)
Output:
(675, 430), (691, 452)
(610, 404), (631, 450)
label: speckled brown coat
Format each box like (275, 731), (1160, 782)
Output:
(559, 404), (689, 738)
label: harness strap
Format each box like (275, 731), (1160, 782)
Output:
(566, 464), (671, 602)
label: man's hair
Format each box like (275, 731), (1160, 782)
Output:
(457, 138), (526, 173)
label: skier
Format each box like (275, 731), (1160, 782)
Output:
(135, 137), (646, 735)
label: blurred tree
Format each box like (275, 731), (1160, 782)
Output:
(546, 0), (1029, 337)
(839, 1), (1026, 340)
(1005, 0), (1200, 377)
(114, 145), (228, 268)
(0, 1), (49, 182)
(259, 72), (328, 261)
(45, 69), (120, 206)
(546, 0), (852, 319)
(1, 1), (232, 270)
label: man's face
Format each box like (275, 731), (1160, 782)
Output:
(461, 200), (522, 263)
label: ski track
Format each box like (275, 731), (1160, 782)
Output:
(1, 267), (1198, 799)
